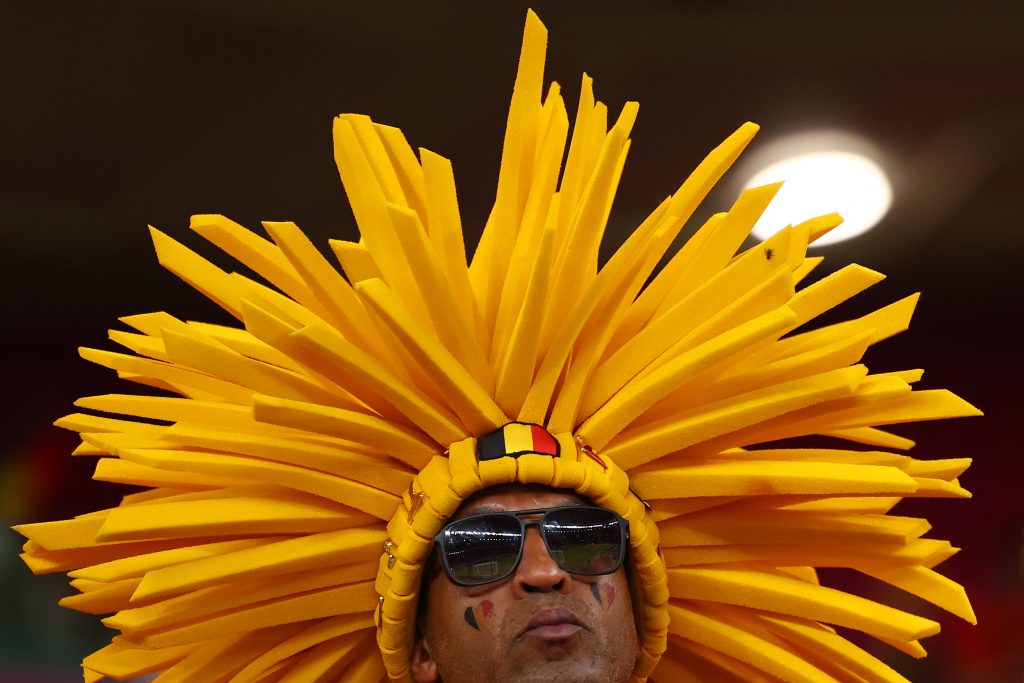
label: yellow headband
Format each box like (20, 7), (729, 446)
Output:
(14, 9), (979, 683)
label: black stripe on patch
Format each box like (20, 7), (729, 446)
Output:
(476, 428), (509, 462)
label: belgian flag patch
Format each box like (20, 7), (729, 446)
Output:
(476, 422), (560, 461)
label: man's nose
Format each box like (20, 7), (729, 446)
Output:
(512, 528), (572, 596)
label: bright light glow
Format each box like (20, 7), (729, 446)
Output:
(744, 150), (892, 247)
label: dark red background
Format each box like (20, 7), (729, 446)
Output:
(2, 2), (1020, 680)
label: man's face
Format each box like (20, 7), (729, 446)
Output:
(411, 484), (639, 683)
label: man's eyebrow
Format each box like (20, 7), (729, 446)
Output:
(463, 503), (507, 514)
(461, 500), (585, 516)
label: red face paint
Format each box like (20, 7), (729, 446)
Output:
(605, 584), (616, 607)
(481, 600), (495, 618)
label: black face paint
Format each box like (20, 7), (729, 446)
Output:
(590, 582), (602, 606)
(464, 606), (480, 630)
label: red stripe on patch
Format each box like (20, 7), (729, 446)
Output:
(530, 424), (558, 456)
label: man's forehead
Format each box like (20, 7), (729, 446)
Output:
(453, 484), (589, 519)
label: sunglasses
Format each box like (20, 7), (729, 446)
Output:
(434, 505), (630, 586)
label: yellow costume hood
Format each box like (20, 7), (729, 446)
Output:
(15, 10), (979, 683)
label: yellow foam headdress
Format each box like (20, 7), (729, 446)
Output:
(15, 10), (979, 683)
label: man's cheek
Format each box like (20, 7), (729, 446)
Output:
(589, 580), (617, 610)
(463, 599), (499, 634)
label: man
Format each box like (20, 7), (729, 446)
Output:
(14, 9), (975, 683)
(411, 484), (638, 683)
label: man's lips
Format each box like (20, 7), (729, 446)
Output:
(519, 607), (585, 640)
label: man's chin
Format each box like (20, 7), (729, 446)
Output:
(503, 635), (613, 681)
(492, 661), (612, 683)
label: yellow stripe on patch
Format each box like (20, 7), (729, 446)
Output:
(504, 423), (535, 454)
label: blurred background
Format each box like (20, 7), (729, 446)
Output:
(2, 1), (1021, 680)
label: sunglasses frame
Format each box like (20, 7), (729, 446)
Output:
(434, 505), (630, 587)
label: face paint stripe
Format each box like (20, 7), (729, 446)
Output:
(464, 606), (479, 630)
(590, 582), (603, 606)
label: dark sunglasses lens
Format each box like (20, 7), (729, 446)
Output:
(544, 508), (624, 574)
(443, 515), (522, 585)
